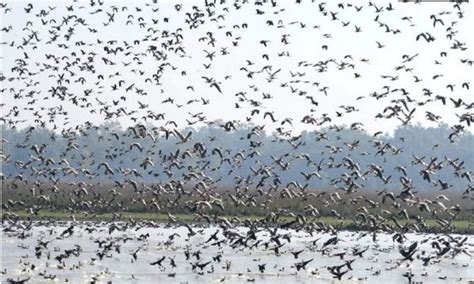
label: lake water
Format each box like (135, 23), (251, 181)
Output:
(2, 221), (473, 283)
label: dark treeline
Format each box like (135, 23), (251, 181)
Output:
(1, 122), (473, 193)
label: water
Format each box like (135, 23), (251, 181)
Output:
(2, 221), (473, 283)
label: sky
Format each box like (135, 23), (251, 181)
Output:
(1, 0), (473, 135)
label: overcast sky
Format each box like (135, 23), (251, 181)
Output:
(1, 0), (473, 135)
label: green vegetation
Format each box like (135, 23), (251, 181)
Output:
(4, 209), (473, 234)
(2, 181), (473, 234)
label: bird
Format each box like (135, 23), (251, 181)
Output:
(0, 1), (473, 283)
(150, 256), (166, 266)
(399, 241), (418, 261)
(294, 258), (313, 271)
(174, 129), (192, 144)
(416, 32), (435, 42)
(290, 249), (304, 259)
(328, 265), (349, 280)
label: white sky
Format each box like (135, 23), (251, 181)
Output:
(1, 0), (473, 135)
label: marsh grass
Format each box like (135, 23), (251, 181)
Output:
(2, 181), (473, 233)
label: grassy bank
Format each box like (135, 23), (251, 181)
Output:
(2, 181), (473, 234)
(3, 210), (473, 234)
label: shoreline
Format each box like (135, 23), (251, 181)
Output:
(3, 210), (473, 235)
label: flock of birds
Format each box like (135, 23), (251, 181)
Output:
(1, 221), (472, 283)
(1, 0), (473, 283)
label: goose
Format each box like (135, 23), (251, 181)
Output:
(294, 258), (313, 271)
(150, 256), (166, 266)
(399, 241), (418, 261)
(328, 265), (349, 280)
